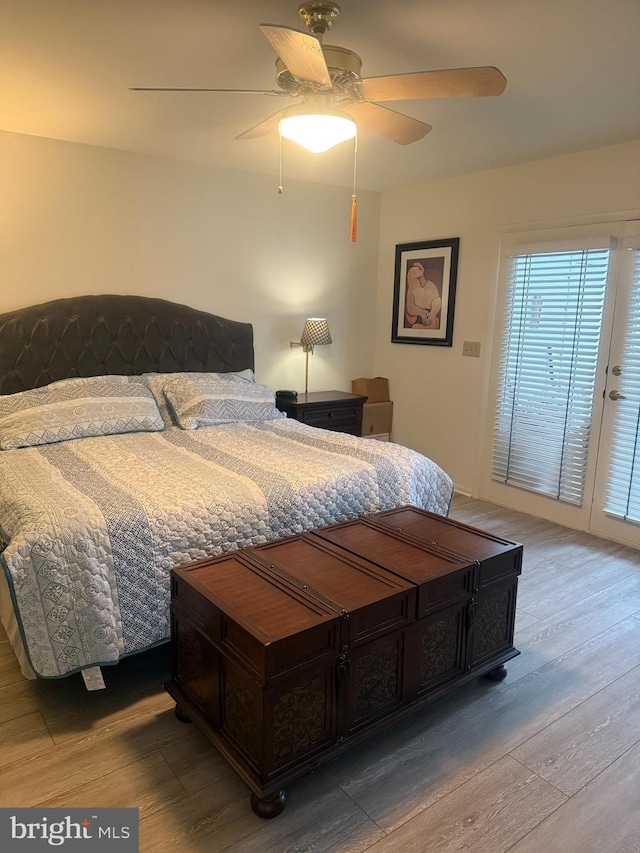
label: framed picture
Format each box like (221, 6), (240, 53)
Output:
(391, 237), (459, 346)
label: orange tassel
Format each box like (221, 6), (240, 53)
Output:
(350, 194), (357, 243)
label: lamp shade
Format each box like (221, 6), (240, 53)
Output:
(279, 107), (356, 154)
(301, 318), (332, 347)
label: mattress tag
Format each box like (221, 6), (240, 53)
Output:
(81, 666), (106, 691)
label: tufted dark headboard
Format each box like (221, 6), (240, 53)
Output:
(0, 294), (255, 395)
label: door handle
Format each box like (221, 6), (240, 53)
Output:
(609, 390), (627, 401)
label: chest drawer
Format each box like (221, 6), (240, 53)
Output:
(301, 405), (359, 429)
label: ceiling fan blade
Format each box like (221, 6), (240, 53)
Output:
(360, 67), (507, 101)
(345, 102), (431, 145)
(129, 87), (289, 96)
(260, 24), (331, 86)
(235, 109), (287, 140)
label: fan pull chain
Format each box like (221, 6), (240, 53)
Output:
(278, 131), (284, 194)
(349, 130), (358, 243)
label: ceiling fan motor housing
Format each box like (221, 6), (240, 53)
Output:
(276, 45), (362, 94)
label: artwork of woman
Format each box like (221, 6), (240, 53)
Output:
(404, 261), (442, 329)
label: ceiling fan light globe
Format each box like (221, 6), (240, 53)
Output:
(279, 111), (356, 153)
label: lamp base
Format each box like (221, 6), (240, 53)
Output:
(304, 349), (310, 394)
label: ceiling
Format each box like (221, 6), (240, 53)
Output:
(2, 0), (639, 192)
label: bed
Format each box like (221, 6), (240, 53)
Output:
(0, 294), (454, 680)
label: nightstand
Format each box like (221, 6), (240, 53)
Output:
(276, 390), (367, 435)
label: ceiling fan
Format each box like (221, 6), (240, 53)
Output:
(131, 1), (507, 153)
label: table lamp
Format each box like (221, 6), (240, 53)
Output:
(291, 318), (332, 394)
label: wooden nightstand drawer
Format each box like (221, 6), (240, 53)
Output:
(276, 391), (367, 435)
(302, 406), (359, 426)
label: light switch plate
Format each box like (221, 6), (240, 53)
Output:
(462, 341), (481, 357)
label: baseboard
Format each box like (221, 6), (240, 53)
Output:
(453, 485), (473, 497)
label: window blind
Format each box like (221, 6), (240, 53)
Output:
(492, 247), (610, 505)
(605, 246), (640, 521)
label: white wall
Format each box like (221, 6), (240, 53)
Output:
(375, 140), (640, 493)
(1, 130), (381, 393)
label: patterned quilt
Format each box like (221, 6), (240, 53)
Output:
(0, 420), (453, 678)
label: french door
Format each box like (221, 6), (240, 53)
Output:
(482, 219), (640, 547)
(590, 225), (640, 545)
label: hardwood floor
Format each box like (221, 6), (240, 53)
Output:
(2, 495), (640, 851)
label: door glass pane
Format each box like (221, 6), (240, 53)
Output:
(492, 247), (609, 504)
(605, 248), (640, 521)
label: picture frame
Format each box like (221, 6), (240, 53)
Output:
(391, 237), (459, 346)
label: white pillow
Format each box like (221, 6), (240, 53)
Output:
(163, 374), (283, 429)
(142, 370), (255, 425)
(0, 376), (164, 450)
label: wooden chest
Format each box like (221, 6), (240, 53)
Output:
(166, 508), (522, 818)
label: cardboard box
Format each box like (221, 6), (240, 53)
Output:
(351, 377), (390, 404)
(362, 401), (393, 436)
